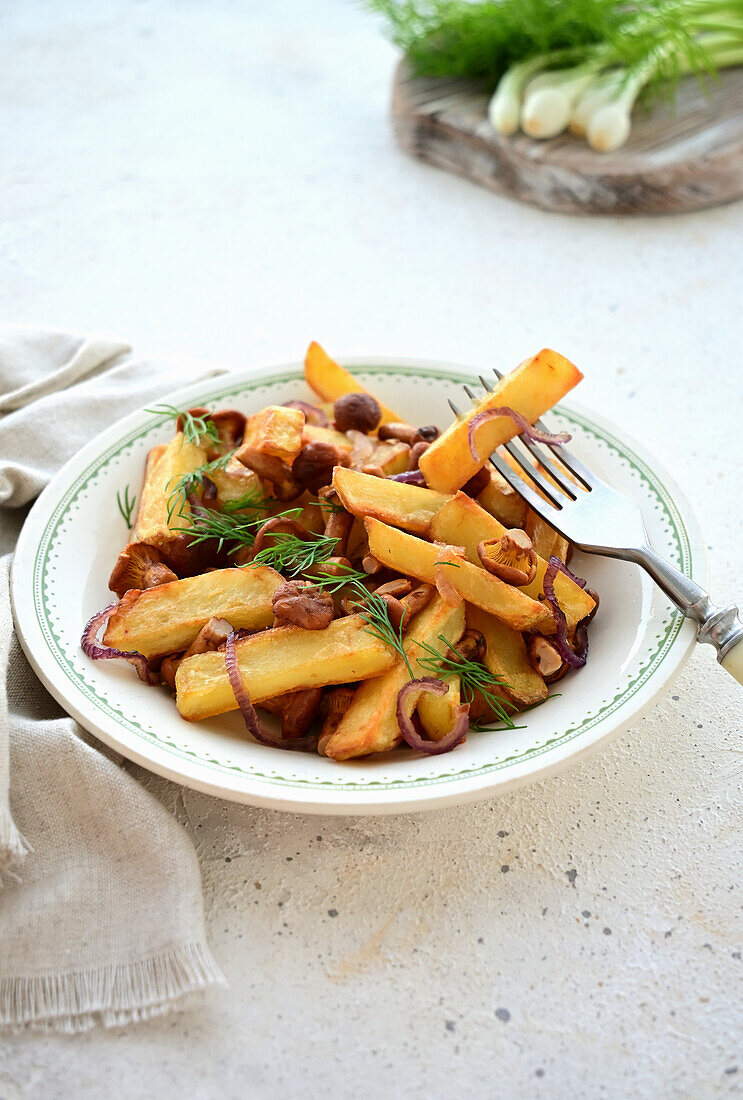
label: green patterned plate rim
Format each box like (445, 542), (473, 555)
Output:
(14, 360), (703, 808)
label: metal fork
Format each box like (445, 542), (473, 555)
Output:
(449, 371), (743, 684)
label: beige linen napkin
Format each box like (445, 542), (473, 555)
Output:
(0, 328), (225, 1032)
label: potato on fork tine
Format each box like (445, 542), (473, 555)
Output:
(456, 377), (743, 682)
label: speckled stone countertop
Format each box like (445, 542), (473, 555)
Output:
(1, 1), (742, 1097)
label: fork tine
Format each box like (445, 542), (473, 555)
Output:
(492, 367), (504, 380)
(478, 374), (492, 392)
(531, 417), (596, 489)
(488, 453), (561, 515)
(510, 434), (578, 500)
(501, 440), (565, 509)
(448, 398), (463, 418)
(463, 384), (477, 401)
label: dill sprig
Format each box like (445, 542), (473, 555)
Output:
(252, 533), (342, 576)
(413, 633), (520, 728)
(174, 489), (276, 552)
(116, 485), (137, 528)
(356, 591), (415, 680)
(146, 403), (221, 448)
(166, 450), (237, 521)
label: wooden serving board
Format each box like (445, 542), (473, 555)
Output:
(392, 60), (743, 215)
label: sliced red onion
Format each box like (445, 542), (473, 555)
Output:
(282, 400), (329, 427)
(388, 469), (427, 485)
(542, 557), (588, 669)
(572, 587), (599, 664)
(396, 678), (470, 755)
(224, 632), (315, 751)
(468, 407), (571, 461)
(81, 603), (160, 684)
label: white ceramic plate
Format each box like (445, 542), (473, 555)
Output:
(11, 358), (706, 814)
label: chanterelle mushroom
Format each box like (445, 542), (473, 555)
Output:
(477, 529), (537, 586)
(272, 581), (334, 630)
(108, 543), (177, 598)
(527, 636), (565, 682)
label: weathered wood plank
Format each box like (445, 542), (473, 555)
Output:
(392, 61), (743, 215)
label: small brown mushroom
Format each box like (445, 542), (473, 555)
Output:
(527, 636), (566, 682)
(450, 629), (486, 664)
(160, 617), (233, 691)
(360, 464), (386, 479)
(160, 654), (181, 691)
(379, 593), (405, 633)
(462, 466), (491, 498)
(400, 583), (435, 624)
(407, 440), (430, 470)
(109, 543), (178, 598)
(333, 393), (381, 434)
(263, 687), (323, 739)
(323, 508), (355, 557)
(209, 409), (246, 453)
(374, 578), (412, 599)
(378, 422), (440, 445)
(361, 555), (384, 575)
(318, 685), (357, 753)
(306, 555), (354, 581)
(272, 581), (334, 630)
(477, 529), (538, 586)
(293, 440), (349, 493)
(377, 421), (419, 445)
(183, 617), (233, 658)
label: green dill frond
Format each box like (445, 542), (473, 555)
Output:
(412, 632), (519, 728)
(165, 450), (238, 522)
(356, 591), (416, 680)
(116, 485), (137, 528)
(146, 403), (221, 448)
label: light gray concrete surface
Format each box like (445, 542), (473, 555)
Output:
(1, 1), (742, 1097)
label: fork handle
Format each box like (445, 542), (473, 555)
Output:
(632, 545), (743, 684)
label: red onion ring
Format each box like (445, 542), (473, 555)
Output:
(282, 400), (329, 427)
(468, 407), (571, 461)
(396, 678), (470, 755)
(388, 470), (427, 485)
(542, 557), (589, 669)
(81, 603), (160, 684)
(224, 632), (315, 751)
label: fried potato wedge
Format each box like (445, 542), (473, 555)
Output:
(466, 605), (548, 709)
(429, 493), (594, 632)
(476, 466), (528, 529)
(208, 457), (264, 509)
(419, 349), (583, 494)
(366, 518), (552, 633)
(363, 440), (410, 476)
(333, 467), (449, 536)
(245, 404), (305, 464)
(176, 614), (397, 721)
(322, 595), (465, 761)
(302, 423), (354, 453)
(104, 566), (283, 659)
(132, 433), (207, 546)
(304, 341), (400, 425)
